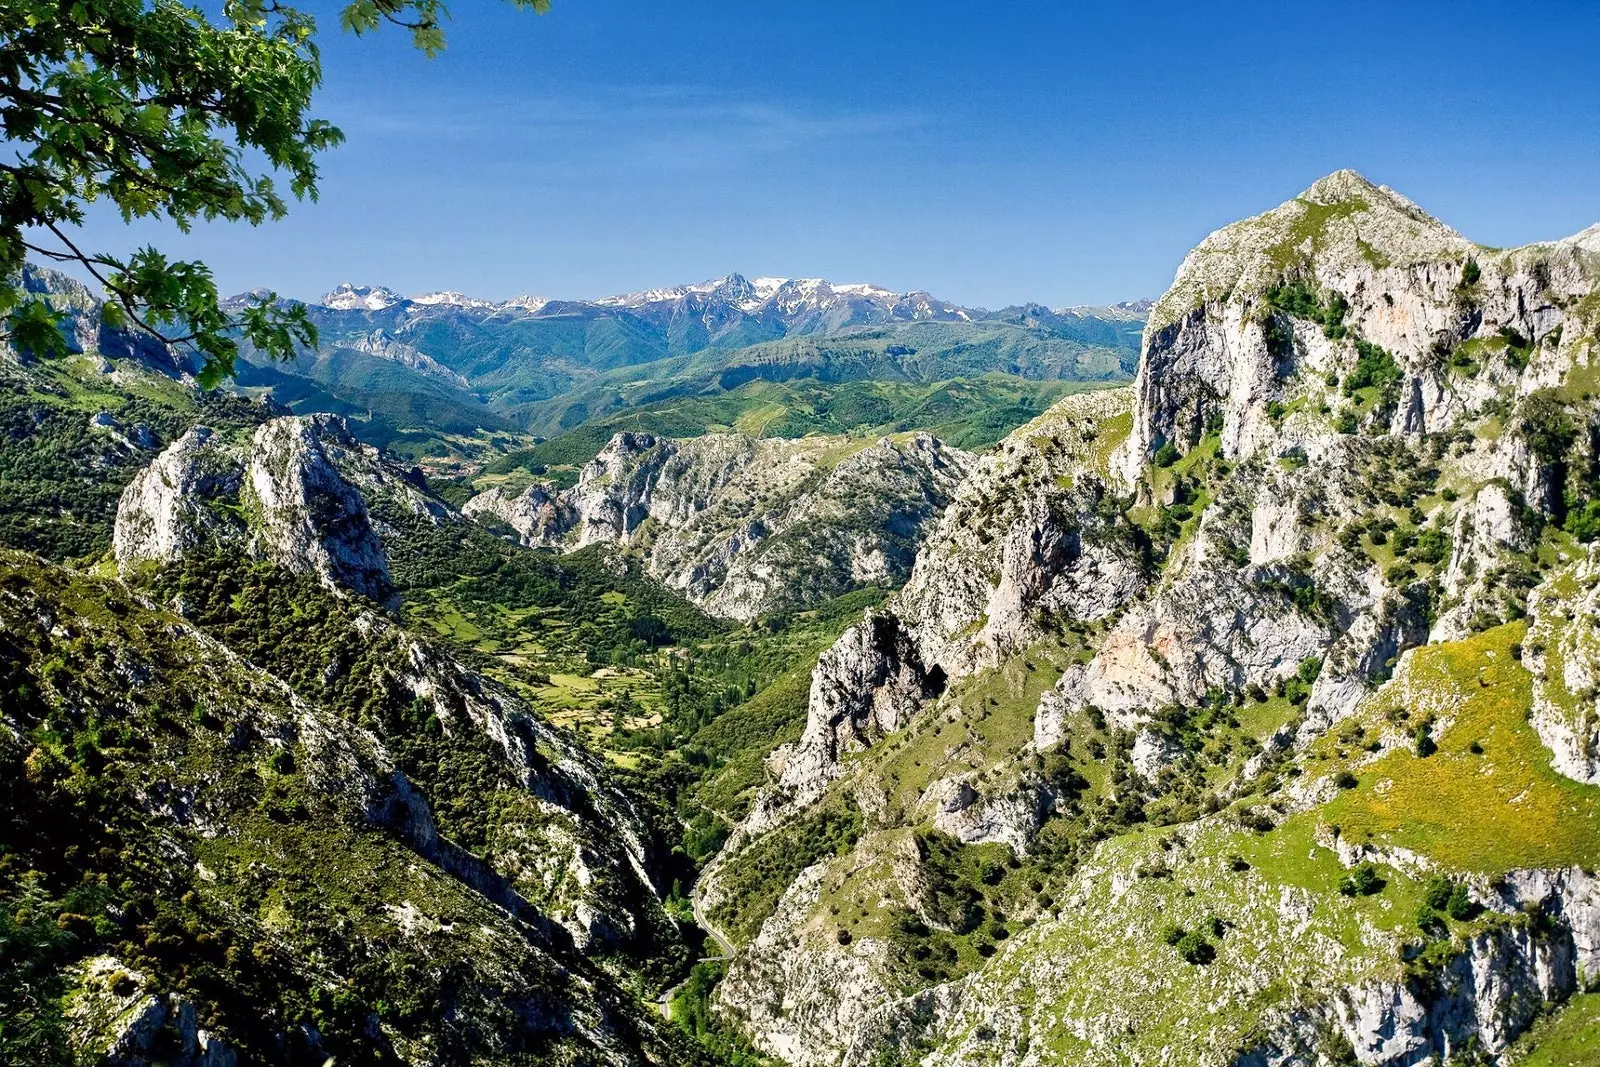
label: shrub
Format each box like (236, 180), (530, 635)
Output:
(1339, 863), (1385, 897)
(1414, 724), (1436, 758)
(1564, 500), (1600, 543)
(1346, 340), (1403, 394)
(1334, 771), (1359, 789)
(1385, 562), (1417, 586)
(1154, 441), (1180, 468)
(1412, 529), (1450, 566)
(1446, 883), (1478, 921)
(1517, 391), (1577, 464)
(1175, 930), (1216, 964)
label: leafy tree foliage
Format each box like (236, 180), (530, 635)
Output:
(1, 0), (547, 384)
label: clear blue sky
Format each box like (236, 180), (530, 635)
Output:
(78, 0), (1600, 309)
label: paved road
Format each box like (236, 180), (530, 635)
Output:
(657, 892), (735, 1019)
(693, 891), (736, 959)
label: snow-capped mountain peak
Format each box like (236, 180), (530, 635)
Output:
(499, 295), (551, 313)
(321, 282), (403, 311)
(410, 290), (497, 309)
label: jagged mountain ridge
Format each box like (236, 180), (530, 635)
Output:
(316, 271), (1147, 330)
(696, 170), (1600, 1066)
(0, 319), (744, 1063)
(465, 429), (975, 622)
(227, 273), (1146, 457)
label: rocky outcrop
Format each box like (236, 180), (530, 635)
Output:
(892, 388), (1145, 679)
(1431, 482), (1533, 641)
(748, 612), (945, 832)
(463, 430), (974, 621)
(1527, 546), (1600, 785)
(707, 172), (1600, 1067)
(244, 416), (393, 602)
(463, 480), (574, 543)
(113, 427), (248, 566)
(1238, 867), (1600, 1067)
(109, 415), (676, 955)
(346, 329), (470, 387)
(6, 264), (195, 376)
(113, 413), (447, 604)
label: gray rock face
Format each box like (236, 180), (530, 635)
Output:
(750, 611), (945, 831)
(463, 429), (973, 621)
(347, 329), (470, 387)
(1431, 482), (1531, 642)
(6, 264), (196, 376)
(707, 172), (1600, 1067)
(114, 414), (415, 603)
(114, 428), (247, 566)
(245, 415), (393, 603)
(1241, 867), (1600, 1067)
(1527, 545), (1600, 785)
(892, 388), (1146, 680)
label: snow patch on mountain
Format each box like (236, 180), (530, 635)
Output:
(409, 290), (497, 309)
(321, 283), (403, 311)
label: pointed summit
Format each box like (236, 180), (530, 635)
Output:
(1150, 170), (1472, 330)
(321, 282), (402, 311)
(1300, 167), (1384, 203)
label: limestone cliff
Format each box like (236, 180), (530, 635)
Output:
(702, 171), (1600, 1067)
(464, 430), (974, 621)
(114, 413), (446, 603)
(111, 414), (677, 962)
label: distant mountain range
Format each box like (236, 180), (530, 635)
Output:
(229, 273), (1149, 460)
(314, 273), (1151, 332)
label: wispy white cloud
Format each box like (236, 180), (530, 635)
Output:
(320, 84), (925, 177)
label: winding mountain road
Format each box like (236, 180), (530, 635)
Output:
(657, 893), (736, 1019)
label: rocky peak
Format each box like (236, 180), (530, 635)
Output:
(1557, 220), (1600, 255)
(245, 415), (393, 603)
(114, 414), (417, 605)
(463, 429), (974, 621)
(1147, 168), (1473, 336)
(320, 282), (403, 311)
(706, 176), (1600, 1067)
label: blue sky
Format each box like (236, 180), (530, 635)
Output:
(76, 0), (1600, 308)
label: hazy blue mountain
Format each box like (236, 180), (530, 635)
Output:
(229, 274), (1146, 455)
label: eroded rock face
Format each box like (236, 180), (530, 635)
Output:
(245, 415), (393, 603)
(114, 428), (246, 566)
(892, 388), (1147, 680)
(114, 414), (416, 603)
(463, 430), (974, 621)
(6, 264), (192, 375)
(1431, 482), (1533, 642)
(707, 171), (1600, 1067)
(749, 611), (945, 833)
(1527, 546), (1600, 785)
